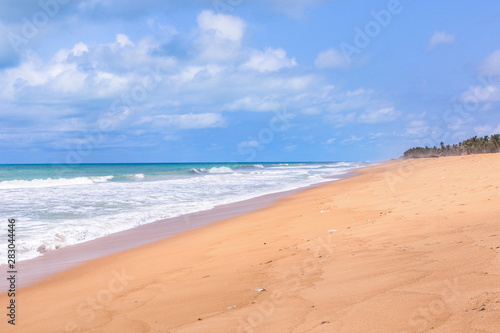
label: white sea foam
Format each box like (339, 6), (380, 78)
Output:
(0, 176), (114, 189)
(125, 173), (145, 180)
(0, 162), (372, 264)
(208, 166), (234, 174)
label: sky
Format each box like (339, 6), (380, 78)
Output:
(1, 0), (500, 163)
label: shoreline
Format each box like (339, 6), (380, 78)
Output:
(2, 155), (499, 332)
(0, 170), (360, 291)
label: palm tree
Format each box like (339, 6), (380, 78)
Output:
(491, 134), (500, 152)
(402, 134), (500, 158)
(470, 136), (479, 153)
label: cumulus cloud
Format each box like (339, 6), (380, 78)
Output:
(196, 10), (246, 61)
(428, 31), (455, 50)
(0, 7), (400, 157)
(197, 10), (245, 43)
(0, 33), (179, 103)
(115, 34), (134, 48)
(242, 48), (297, 73)
(1, 46), (126, 101)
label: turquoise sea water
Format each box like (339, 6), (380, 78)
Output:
(0, 162), (372, 263)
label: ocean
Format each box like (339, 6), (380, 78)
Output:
(0, 162), (372, 264)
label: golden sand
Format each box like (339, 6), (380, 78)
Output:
(1, 154), (499, 332)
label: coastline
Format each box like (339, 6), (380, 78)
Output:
(1, 155), (499, 332)
(0, 170), (358, 291)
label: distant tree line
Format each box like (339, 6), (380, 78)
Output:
(403, 134), (500, 159)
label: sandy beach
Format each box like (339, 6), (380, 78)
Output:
(2, 154), (500, 332)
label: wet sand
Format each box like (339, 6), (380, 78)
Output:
(1, 154), (499, 332)
(0, 179), (351, 291)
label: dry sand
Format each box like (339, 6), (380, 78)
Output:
(1, 154), (499, 332)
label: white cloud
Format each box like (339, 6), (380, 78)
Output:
(0, 35), (179, 103)
(368, 132), (387, 139)
(238, 140), (261, 148)
(0, 7), (403, 155)
(448, 117), (474, 131)
(72, 42), (90, 56)
(405, 120), (429, 137)
(223, 96), (281, 112)
(196, 10), (246, 61)
(139, 113), (225, 129)
(320, 88), (398, 126)
(315, 48), (349, 69)
(242, 48), (297, 73)
(325, 137), (336, 144)
(457, 50), (500, 111)
(479, 49), (500, 76)
(327, 88), (375, 113)
(428, 31), (455, 50)
(474, 124), (500, 136)
(197, 10), (246, 43)
(115, 34), (134, 48)
(460, 85), (500, 103)
(0, 53), (89, 99)
(326, 112), (356, 127)
(358, 107), (399, 123)
(474, 125), (492, 136)
(342, 135), (363, 144)
(92, 71), (130, 97)
(171, 65), (224, 84)
(301, 107), (322, 115)
(54, 42), (89, 62)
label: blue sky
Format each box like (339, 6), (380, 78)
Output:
(1, 0), (500, 163)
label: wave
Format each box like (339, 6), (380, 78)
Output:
(207, 166), (235, 174)
(189, 168), (207, 174)
(247, 164), (264, 168)
(0, 176), (114, 189)
(231, 164), (265, 170)
(123, 173), (145, 180)
(189, 164), (265, 174)
(189, 166), (235, 174)
(0, 161), (375, 264)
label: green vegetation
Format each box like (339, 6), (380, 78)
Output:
(403, 134), (500, 159)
